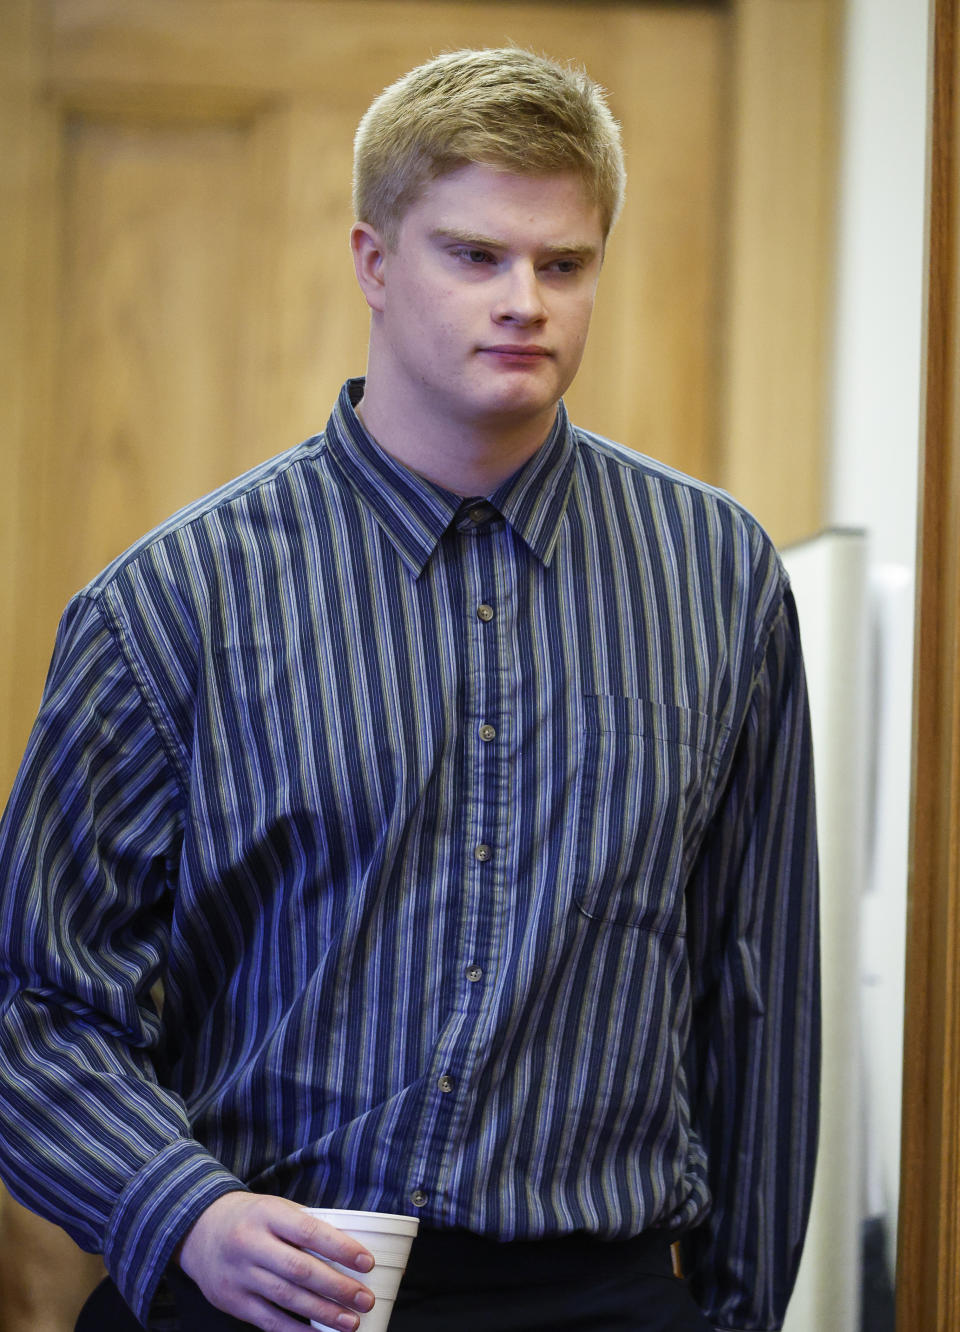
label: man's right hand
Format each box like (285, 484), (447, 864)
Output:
(175, 1191), (376, 1331)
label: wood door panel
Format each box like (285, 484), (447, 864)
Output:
(50, 0), (703, 93)
(571, 12), (724, 469)
(252, 101), (376, 442)
(0, 1), (35, 777)
(41, 96), (382, 613)
(55, 118), (258, 586)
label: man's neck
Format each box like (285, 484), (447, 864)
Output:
(354, 380), (557, 497)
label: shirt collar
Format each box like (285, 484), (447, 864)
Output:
(323, 378), (576, 576)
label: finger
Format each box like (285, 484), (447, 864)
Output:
(204, 1262), (370, 1332)
(248, 1265), (374, 1330)
(241, 1290), (357, 1332)
(252, 1246), (375, 1314)
(269, 1207), (375, 1274)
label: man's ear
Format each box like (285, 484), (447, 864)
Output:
(351, 222), (389, 313)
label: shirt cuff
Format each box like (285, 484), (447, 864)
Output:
(103, 1137), (249, 1324)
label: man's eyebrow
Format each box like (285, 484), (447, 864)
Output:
(430, 228), (599, 260)
(431, 228), (503, 248)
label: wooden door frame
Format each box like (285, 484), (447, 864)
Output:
(897, 0), (960, 1326)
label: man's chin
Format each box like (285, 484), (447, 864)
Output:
(464, 381), (565, 427)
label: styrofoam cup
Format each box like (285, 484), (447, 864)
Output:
(305, 1207), (420, 1332)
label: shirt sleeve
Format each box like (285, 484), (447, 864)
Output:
(0, 592), (245, 1324)
(679, 584), (820, 1331)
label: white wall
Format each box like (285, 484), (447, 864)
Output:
(782, 532), (870, 1332)
(827, 0), (930, 1281)
(830, 0), (928, 568)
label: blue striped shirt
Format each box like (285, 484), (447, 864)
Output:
(0, 379), (818, 1330)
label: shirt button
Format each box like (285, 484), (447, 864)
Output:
(411, 1189), (428, 1207)
(477, 603), (494, 622)
(437, 1074), (455, 1093)
(478, 723), (496, 742)
(465, 965), (483, 982)
(474, 843), (492, 862)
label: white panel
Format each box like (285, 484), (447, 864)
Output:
(859, 564), (912, 1276)
(781, 530), (869, 1332)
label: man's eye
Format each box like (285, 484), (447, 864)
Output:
(454, 247), (494, 265)
(550, 259), (581, 274)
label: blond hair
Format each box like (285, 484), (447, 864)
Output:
(353, 47), (626, 245)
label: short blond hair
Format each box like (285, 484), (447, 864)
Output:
(353, 47), (626, 246)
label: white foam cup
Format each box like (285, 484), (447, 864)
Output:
(304, 1207), (420, 1332)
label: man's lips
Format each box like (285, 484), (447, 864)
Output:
(478, 344), (553, 361)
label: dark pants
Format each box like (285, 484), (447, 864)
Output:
(76, 1229), (712, 1331)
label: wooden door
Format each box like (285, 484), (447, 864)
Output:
(897, 0), (960, 1325)
(1, 3), (729, 1326)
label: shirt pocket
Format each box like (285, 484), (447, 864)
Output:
(571, 694), (723, 935)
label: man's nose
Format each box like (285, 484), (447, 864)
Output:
(493, 262), (547, 324)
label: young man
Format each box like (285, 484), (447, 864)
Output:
(0, 49), (819, 1332)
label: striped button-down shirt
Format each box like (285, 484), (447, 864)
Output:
(0, 379), (818, 1330)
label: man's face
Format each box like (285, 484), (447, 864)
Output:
(355, 163), (605, 440)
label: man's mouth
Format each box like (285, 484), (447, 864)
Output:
(478, 344), (552, 361)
